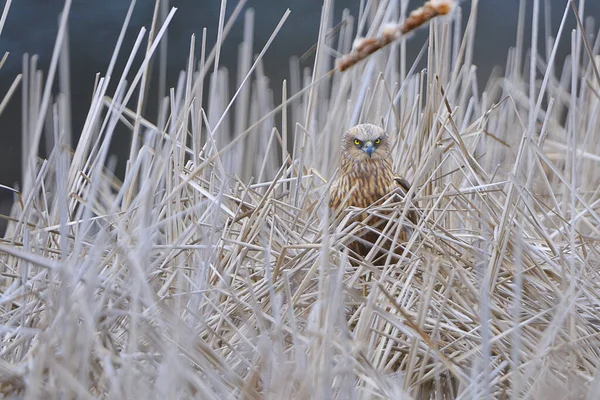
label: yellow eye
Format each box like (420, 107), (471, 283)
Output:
(374, 138), (381, 145)
(353, 139), (361, 146)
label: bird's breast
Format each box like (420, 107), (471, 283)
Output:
(339, 160), (396, 209)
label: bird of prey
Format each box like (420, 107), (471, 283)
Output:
(329, 123), (417, 264)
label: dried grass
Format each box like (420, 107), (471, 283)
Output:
(1, 0), (600, 398)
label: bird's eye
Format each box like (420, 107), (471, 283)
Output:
(353, 139), (361, 146)
(374, 138), (381, 145)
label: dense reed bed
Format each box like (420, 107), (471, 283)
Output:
(1, 0), (600, 398)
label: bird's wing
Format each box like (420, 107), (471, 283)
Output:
(328, 174), (340, 209)
(393, 176), (418, 225)
(394, 177), (412, 195)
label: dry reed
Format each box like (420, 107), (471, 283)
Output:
(1, 0), (600, 399)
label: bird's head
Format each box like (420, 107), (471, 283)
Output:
(342, 123), (390, 161)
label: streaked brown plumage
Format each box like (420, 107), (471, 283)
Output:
(329, 123), (417, 263)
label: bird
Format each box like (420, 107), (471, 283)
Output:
(329, 123), (417, 264)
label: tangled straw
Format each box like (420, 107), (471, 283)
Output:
(336, 0), (457, 72)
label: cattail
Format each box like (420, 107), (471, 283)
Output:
(336, 0), (457, 72)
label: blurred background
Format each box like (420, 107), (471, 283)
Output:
(0, 0), (597, 213)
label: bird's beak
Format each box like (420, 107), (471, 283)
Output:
(363, 141), (374, 157)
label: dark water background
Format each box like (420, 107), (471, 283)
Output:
(0, 0), (598, 212)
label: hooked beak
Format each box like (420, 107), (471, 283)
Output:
(363, 141), (374, 157)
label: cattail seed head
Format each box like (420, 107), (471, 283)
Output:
(352, 37), (364, 50)
(337, 0), (457, 72)
(432, 0), (456, 15)
(382, 23), (400, 40)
